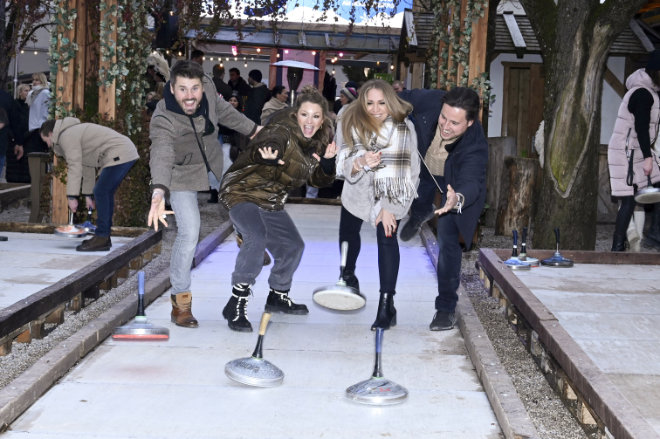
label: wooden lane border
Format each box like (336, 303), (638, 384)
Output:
(0, 221), (233, 431)
(477, 248), (660, 439)
(0, 229), (162, 355)
(419, 224), (541, 439)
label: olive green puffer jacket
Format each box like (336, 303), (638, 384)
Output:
(220, 109), (335, 211)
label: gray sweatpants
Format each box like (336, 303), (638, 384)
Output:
(228, 202), (304, 291)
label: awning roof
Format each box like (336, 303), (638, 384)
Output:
(187, 24), (400, 54)
(401, 7), (649, 59)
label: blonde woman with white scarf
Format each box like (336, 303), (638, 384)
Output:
(335, 79), (419, 330)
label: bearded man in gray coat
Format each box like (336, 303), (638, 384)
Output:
(148, 60), (260, 328)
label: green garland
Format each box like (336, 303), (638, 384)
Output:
(50, 0), (79, 118)
(426, 0), (491, 103)
(98, 0), (149, 135)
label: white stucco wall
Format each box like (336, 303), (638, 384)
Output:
(601, 56), (625, 145)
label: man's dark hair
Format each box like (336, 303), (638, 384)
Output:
(271, 85), (286, 97)
(191, 49), (204, 60)
(229, 67), (240, 76)
(212, 64), (225, 78)
(442, 87), (481, 122)
(248, 69), (262, 82)
(40, 119), (56, 137)
(170, 60), (205, 84)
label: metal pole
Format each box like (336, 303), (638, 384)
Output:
(13, 53), (19, 98)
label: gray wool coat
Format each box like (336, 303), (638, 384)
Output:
(149, 75), (257, 196)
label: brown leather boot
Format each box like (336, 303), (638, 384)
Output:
(170, 292), (199, 328)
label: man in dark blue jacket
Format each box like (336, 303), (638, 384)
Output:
(399, 87), (488, 331)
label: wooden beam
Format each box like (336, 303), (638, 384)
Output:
(318, 51), (326, 96)
(468, 1), (490, 87)
(269, 48), (278, 88)
(604, 68), (626, 99)
(52, 0), (80, 225)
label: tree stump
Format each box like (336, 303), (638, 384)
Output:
(485, 137), (517, 227)
(495, 156), (539, 236)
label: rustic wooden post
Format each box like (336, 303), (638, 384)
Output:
(468, 1), (489, 87)
(98, 0), (117, 120)
(317, 51), (326, 95)
(269, 48), (278, 88)
(495, 156), (539, 236)
(485, 136), (516, 227)
(52, 0), (83, 226)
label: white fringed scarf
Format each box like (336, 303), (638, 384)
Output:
(351, 117), (416, 205)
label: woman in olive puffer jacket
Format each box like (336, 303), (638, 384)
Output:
(219, 86), (337, 332)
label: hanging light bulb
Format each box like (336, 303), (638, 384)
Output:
(311, 51), (316, 56)
(256, 47), (261, 53)
(34, 50), (38, 55)
(244, 62), (248, 68)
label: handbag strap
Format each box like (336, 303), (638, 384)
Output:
(188, 117), (212, 173)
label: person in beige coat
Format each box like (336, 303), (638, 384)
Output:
(40, 117), (139, 252)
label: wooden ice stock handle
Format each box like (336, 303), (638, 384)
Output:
(259, 312), (271, 336)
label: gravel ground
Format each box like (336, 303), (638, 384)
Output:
(0, 197), (658, 438)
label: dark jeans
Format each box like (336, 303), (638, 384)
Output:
(435, 212), (462, 312)
(229, 202), (304, 291)
(339, 206), (400, 293)
(93, 160), (136, 237)
(409, 171), (445, 221)
(613, 195), (636, 238)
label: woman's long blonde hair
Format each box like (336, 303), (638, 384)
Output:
(340, 79), (412, 148)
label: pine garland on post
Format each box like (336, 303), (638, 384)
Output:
(426, 0), (492, 105)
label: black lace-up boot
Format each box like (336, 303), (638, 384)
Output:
(222, 284), (252, 332)
(265, 288), (309, 315)
(371, 292), (397, 330)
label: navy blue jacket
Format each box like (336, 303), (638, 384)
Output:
(400, 88), (488, 249)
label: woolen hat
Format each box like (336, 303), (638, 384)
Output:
(340, 86), (358, 102)
(647, 49), (660, 71)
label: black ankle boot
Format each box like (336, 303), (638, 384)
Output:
(644, 203), (660, 249)
(222, 285), (252, 332)
(265, 288), (309, 315)
(371, 292), (397, 330)
(611, 233), (626, 252)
